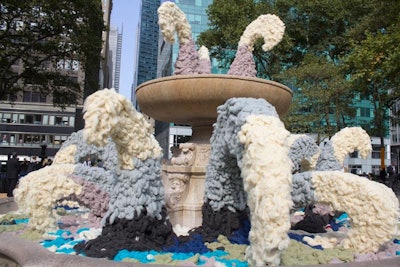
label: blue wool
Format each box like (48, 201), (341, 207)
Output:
(47, 229), (72, 237)
(329, 219), (341, 231)
(288, 233), (323, 250)
(335, 213), (349, 224)
(202, 250), (229, 258)
(14, 218), (29, 224)
(113, 249), (157, 263)
(165, 234), (209, 254)
(229, 219), (250, 245)
(54, 205), (79, 210)
(41, 237), (73, 248)
(216, 258), (248, 267)
(396, 251), (400, 256)
(394, 239), (400, 244)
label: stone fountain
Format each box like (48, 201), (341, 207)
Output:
(136, 74), (292, 228)
(1, 2), (399, 267)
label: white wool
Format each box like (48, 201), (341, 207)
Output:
(330, 127), (372, 163)
(53, 144), (77, 164)
(158, 1), (192, 44)
(83, 89), (162, 170)
(238, 115), (292, 266)
(312, 171), (398, 253)
(14, 164), (82, 232)
(198, 45), (210, 61)
(303, 236), (338, 249)
(238, 14), (285, 52)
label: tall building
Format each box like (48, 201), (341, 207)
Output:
(108, 25), (123, 92)
(134, 0), (216, 158)
(135, 0), (161, 91)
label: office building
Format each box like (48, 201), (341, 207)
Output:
(108, 25), (123, 92)
(0, 1), (112, 172)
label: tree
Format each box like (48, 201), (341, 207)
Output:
(198, 0), (400, 148)
(0, 0), (104, 108)
(280, 54), (355, 141)
(344, 24), (400, 168)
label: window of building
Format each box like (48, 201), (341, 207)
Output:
(43, 115), (49, 125)
(18, 114), (25, 124)
(2, 113), (11, 123)
(349, 151), (358, 158)
(23, 91), (47, 103)
(371, 145), (381, 159)
(349, 165), (362, 175)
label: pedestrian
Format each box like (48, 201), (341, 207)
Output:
(387, 162), (397, 188)
(26, 156), (40, 173)
(19, 158), (30, 177)
(6, 152), (20, 197)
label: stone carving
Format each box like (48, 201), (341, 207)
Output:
(165, 172), (189, 208)
(171, 143), (196, 166)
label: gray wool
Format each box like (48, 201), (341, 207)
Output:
(289, 135), (320, 173)
(291, 171), (317, 210)
(58, 130), (118, 193)
(205, 97), (279, 212)
(59, 130), (119, 169)
(60, 130), (165, 222)
(315, 141), (342, 171)
(105, 157), (165, 224)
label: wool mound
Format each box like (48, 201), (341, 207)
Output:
(203, 97), (292, 266)
(14, 164), (81, 232)
(158, 2), (204, 75)
(315, 127), (372, 171)
(83, 88), (162, 170)
(312, 171), (398, 253)
(74, 88), (176, 258)
(330, 127), (372, 164)
(238, 114), (293, 266)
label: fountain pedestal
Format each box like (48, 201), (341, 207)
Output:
(136, 74), (293, 228)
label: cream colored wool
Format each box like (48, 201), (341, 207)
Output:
(83, 88), (162, 170)
(238, 115), (293, 266)
(14, 164), (82, 232)
(198, 45), (210, 61)
(312, 171), (399, 253)
(158, 1), (192, 44)
(238, 14), (285, 52)
(330, 127), (372, 163)
(53, 144), (77, 164)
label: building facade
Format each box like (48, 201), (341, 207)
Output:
(0, 1), (112, 175)
(108, 25), (123, 92)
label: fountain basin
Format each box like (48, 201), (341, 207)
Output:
(136, 74), (293, 126)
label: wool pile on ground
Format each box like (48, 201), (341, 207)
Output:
(1, 206), (400, 266)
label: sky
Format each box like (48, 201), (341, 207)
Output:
(110, 1), (142, 99)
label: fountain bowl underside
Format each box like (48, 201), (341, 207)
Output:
(136, 74), (293, 125)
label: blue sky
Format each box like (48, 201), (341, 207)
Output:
(110, 0), (141, 99)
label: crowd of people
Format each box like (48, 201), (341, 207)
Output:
(5, 153), (53, 197)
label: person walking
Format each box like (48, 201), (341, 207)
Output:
(6, 152), (20, 197)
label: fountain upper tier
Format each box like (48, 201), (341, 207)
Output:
(136, 74), (293, 126)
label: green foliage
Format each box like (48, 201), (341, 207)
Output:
(199, 0), (400, 145)
(0, 0), (104, 108)
(343, 23), (400, 138)
(280, 54), (354, 138)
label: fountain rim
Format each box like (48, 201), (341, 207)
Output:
(136, 74), (293, 96)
